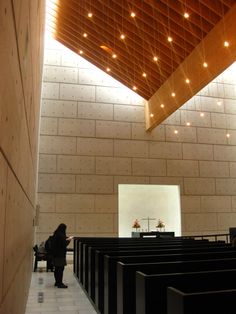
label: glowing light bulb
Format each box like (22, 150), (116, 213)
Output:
(79, 50), (83, 54)
(131, 12), (136, 18)
(83, 33), (88, 38)
(142, 72), (147, 77)
(226, 133), (230, 138)
(160, 104), (165, 108)
(200, 112), (204, 117)
(88, 12), (93, 18)
(150, 113), (154, 118)
(133, 86), (137, 90)
(174, 130), (178, 134)
(171, 92), (176, 97)
(106, 67), (111, 72)
(184, 12), (189, 19)
(186, 122), (191, 126)
(168, 36), (173, 42)
(153, 56), (158, 62)
(120, 34), (125, 39)
(224, 41), (229, 47)
(203, 62), (208, 68)
(185, 78), (190, 84)
(217, 101), (222, 106)
(112, 54), (117, 58)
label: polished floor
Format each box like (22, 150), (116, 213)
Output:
(25, 261), (97, 314)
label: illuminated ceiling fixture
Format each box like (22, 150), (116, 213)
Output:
(83, 32), (88, 38)
(226, 132), (230, 138)
(186, 122), (191, 126)
(217, 101), (222, 106)
(112, 53), (117, 58)
(120, 34), (125, 39)
(153, 56), (158, 62)
(150, 113), (154, 118)
(130, 12), (136, 18)
(167, 36), (173, 42)
(160, 104), (165, 108)
(224, 41), (229, 47)
(185, 78), (190, 84)
(79, 50), (83, 54)
(200, 112), (205, 117)
(184, 12), (189, 19)
(88, 12), (93, 18)
(174, 130), (178, 134)
(203, 62), (208, 68)
(106, 67), (111, 72)
(133, 86), (137, 90)
(142, 72), (147, 77)
(171, 92), (176, 97)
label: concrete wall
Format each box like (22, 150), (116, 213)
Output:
(0, 1), (45, 313)
(37, 37), (236, 242)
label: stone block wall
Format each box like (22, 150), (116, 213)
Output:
(37, 37), (236, 242)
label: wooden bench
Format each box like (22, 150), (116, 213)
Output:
(167, 286), (236, 314)
(136, 268), (236, 314)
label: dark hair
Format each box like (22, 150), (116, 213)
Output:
(54, 223), (67, 235)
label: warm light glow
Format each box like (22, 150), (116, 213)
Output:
(120, 34), (125, 39)
(171, 92), (176, 97)
(130, 12), (136, 18)
(150, 113), (154, 118)
(160, 104), (165, 108)
(142, 72), (147, 77)
(200, 112), (205, 117)
(83, 33), (88, 38)
(226, 133), (230, 138)
(133, 86), (137, 90)
(88, 12), (93, 18)
(185, 78), (190, 84)
(203, 62), (208, 68)
(167, 36), (173, 42)
(112, 53), (117, 58)
(186, 122), (191, 126)
(184, 12), (189, 19)
(79, 50), (83, 54)
(106, 67), (111, 72)
(217, 101), (222, 106)
(224, 41), (229, 47)
(174, 130), (178, 134)
(153, 56), (158, 62)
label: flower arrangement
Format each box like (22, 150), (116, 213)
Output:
(156, 219), (165, 229)
(132, 219), (141, 229)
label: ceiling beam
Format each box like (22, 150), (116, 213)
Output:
(146, 4), (236, 131)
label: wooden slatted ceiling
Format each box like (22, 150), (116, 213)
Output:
(46, 0), (236, 130)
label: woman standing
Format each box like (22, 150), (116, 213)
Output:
(51, 223), (73, 288)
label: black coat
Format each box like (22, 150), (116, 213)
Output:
(52, 233), (70, 258)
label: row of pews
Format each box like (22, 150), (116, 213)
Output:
(73, 235), (236, 314)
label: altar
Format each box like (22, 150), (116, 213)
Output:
(131, 231), (175, 238)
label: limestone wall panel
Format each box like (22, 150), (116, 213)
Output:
(40, 117), (58, 135)
(217, 213), (236, 231)
(199, 161), (229, 177)
(216, 178), (236, 195)
(58, 118), (95, 137)
(201, 196), (231, 212)
(44, 49), (61, 66)
(180, 110), (211, 127)
(77, 102), (113, 120)
(225, 99), (236, 114)
(114, 105), (144, 122)
(214, 146), (236, 161)
(132, 159), (166, 176)
(79, 68), (119, 86)
(95, 195), (118, 213)
(181, 196), (201, 213)
(60, 83), (95, 101)
(197, 128), (227, 144)
(114, 140), (148, 158)
(96, 157), (131, 175)
(37, 213), (76, 233)
(166, 125), (197, 143)
(75, 213), (114, 233)
(57, 155), (95, 174)
(77, 138), (113, 156)
(56, 194), (95, 212)
(167, 160), (199, 177)
(38, 154), (57, 173)
(42, 82), (59, 99)
(76, 175), (113, 194)
(38, 174), (76, 193)
(132, 123), (165, 141)
(224, 84), (236, 99)
(184, 213), (217, 231)
(96, 86), (131, 104)
(210, 113), (227, 129)
(149, 177), (184, 194)
(43, 65), (78, 83)
(41, 100), (77, 118)
(184, 178), (215, 195)
(149, 142), (182, 159)
(96, 121), (131, 139)
(229, 162), (236, 177)
(39, 135), (76, 154)
(37, 193), (56, 212)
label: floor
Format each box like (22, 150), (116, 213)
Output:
(25, 261), (97, 314)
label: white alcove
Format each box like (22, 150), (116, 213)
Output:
(118, 184), (181, 237)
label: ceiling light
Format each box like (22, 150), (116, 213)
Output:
(112, 53), (117, 58)
(185, 78), (190, 84)
(142, 72), (147, 77)
(174, 130), (178, 134)
(106, 67), (111, 72)
(133, 86), (137, 90)
(79, 50), (83, 54)
(171, 92), (176, 97)
(203, 62), (208, 68)
(224, 41), (229, 47)
(130, 12), (136, 18)
(83, 33), (88, 38)
(88, 12), (93, 18)
(120, 34), (125, 39)
(168, 36), (173, 42)
(217, 101), (222, 106)
(150, 113), (154, 118)
(226, 133), (230, 138)
(184, 12), (189, 19)
(200, 112), (204, 117)
(153, 56), (158, 62)
(186, 122), (191, 126)
(160, 104), (165, 108)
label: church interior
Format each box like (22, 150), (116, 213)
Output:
(1, 0), (236, 313)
